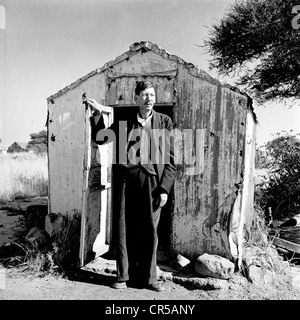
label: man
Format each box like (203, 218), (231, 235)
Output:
(86, 81), (176, 292)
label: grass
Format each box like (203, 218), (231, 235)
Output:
(0, 152), (54, 275)
(1, 242), (60, 278)
(247, 205), (269, 247)
(0, 152), (82, 277)
(0, 213), (81, 278)
(0, 152), (48, 203)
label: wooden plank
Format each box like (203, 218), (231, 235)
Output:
(108, 51), (178, 76)
(80, 106), (114, 266)
(272, 237), (300, 254)
(79, 105), (92, 265)
(82, 256), (116, 274)
(107, 75), (176, 105)
(107, 70), (177, 79)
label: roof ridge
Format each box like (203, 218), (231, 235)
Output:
(47, 41), (245, 101)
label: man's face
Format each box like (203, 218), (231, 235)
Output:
(135, 87), (156, 114)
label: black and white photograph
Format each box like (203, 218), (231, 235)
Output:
(1, 0), (300, 305)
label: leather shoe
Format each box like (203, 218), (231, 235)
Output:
(112, 281), (127, 289)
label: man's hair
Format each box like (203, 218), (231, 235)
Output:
(135, 81), (154, 96)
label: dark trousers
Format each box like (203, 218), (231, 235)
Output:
(115, 165), (161, 285)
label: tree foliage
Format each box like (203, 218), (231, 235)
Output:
(255, 147), (268, 169)
(205, 0), (300, 103)
(27, 130), (47, 154)
(256, 131), (300, 220)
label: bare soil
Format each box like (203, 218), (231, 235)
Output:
(0, 260), (300, 300)
(1, 199), (300, 301)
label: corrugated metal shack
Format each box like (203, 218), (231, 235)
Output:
(46, 41), (257, 268)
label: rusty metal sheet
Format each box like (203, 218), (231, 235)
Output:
(172, 65), (251, 259)
(108, 76), (176, 106)
(108, 50), (178, 77)
(47, 93), (86, 216)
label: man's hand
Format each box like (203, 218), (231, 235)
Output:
(157, 193), (168, 208)
(86, 98), (103, 113)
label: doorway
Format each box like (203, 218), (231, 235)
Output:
(111, 103), (175, 262)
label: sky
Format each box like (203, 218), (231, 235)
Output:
(0, 0), (299, 147)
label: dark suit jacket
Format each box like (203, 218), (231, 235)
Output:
(91, 110), (176, 194)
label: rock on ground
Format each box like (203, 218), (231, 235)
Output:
(247, 265), (274, 284)
(26, 227), (51, 250)
(242, 245), (275, 271)
(195, 253), (234, 280)
(170, 254), (190, 271)
(242, 245), (278, 284)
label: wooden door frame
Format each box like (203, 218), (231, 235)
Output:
(79, 105), (114, 266)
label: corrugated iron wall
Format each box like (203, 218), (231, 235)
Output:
(46, 73), (107, 236)
(172, 65), (249, 259)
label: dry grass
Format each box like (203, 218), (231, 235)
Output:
(1, 242), (60, 277)
(248, 205), (269, 247)
(0, 152), (48, 203)
(0, 213), (81, 277)
(0, 152), (82, 277)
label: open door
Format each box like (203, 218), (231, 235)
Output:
(111, 103), (175, 262)
(79, 105), (114, 267)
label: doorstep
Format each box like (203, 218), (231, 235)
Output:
(81, 256), (177, 280)
(81, 255), (229, 290)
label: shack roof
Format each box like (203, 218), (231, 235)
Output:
(48, 41), (251, 100)
(10, 142), (28, 149)
(47, 41), (257, 121)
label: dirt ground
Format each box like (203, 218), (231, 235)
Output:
(1, 200), (300, 301)
(0, 260), (300, 300)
